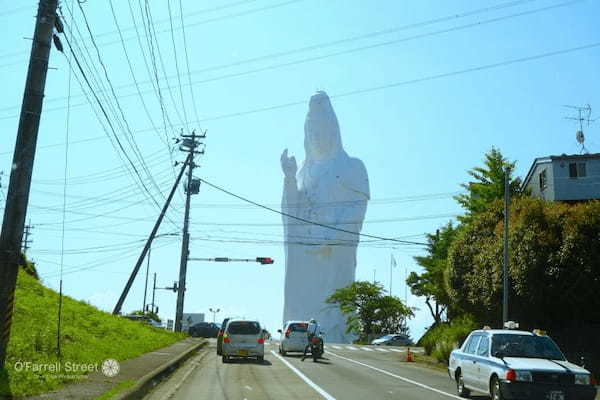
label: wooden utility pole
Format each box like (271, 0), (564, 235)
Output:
(0, 0), (58, 369)
(174, 132), (204, 332)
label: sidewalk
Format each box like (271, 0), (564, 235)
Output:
(28, 338), (205, 400)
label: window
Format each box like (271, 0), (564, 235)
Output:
(477, 336), (490, 357)
(569, 162), (587, 178)
(539, 169), (547, 191)
(465, 335), (481, 354)
(227, 321), (261, 335)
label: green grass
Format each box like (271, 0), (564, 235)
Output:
(419, 316), (477, 364)
(94, 379), (135, 400)
(0, 270), (185, 397)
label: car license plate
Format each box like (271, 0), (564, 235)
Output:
(238, 349), (249, 356)
(547, 391), (564, 400)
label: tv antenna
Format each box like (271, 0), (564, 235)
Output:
(564, 104), (595, 154)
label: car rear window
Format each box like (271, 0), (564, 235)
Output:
(289, 323), (308, 332)
(227, 321), (261, 335)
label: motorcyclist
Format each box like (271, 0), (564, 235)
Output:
(301, 318), (323, 361)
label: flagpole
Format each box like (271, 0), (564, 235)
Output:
(389, 255), (393, 296)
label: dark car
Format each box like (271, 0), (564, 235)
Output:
(189, 322), (219, 338)
(217, 317), (231, 355)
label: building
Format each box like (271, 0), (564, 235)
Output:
(523, 153), (600, 202)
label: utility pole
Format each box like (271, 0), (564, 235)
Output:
(502, 167), (510, 326)
(113, 153), (191, 315)
(142, 246), (151, 313)
(0, 0), (58, 369)
(174, 132), (204, 332)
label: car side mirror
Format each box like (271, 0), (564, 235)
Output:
(493, 351), (505, 359)
(277, 329), (282, 333)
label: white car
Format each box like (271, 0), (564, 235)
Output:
(448, 328), (597, 400)
(222, 319), (265, 363)
(277, 321), (309, 356)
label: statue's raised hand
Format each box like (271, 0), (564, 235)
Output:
(281, 149), (297, 179)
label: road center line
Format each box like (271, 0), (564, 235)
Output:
(325, 351), (462, 400)
(270, 350), (337, 400)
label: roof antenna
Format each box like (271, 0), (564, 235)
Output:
(564, 104), (595, 154)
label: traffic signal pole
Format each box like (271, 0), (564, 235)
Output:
(0, 0), (58, 369)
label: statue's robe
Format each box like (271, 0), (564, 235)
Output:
(281, 91), (369, 343)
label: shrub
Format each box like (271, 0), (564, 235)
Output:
(419, 315), (477, 364)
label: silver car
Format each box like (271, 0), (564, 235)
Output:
(278, 320), (309, 355)
(222, 319), (265, 363)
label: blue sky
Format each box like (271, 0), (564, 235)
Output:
(0, 0), (598, 340)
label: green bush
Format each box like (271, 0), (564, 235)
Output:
(419, 315), (477, 364)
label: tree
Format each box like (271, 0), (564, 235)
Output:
(408, 221), (457, 325)
(446, 198), (600, 376)
(454, 147), (522, 222)
(326, 281), (413, 341)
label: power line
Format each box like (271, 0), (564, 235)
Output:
(199, 178), (428, 246)
(167, 0), (189, 131)
(2, 0), (563, 113)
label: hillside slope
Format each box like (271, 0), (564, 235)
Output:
(1, 270), (184, 397)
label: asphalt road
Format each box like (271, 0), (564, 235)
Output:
(144, 339), (491, 400)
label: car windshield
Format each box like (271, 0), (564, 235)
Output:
(227, 321), (261, 335)
(491, 334), (565, 360)
(379, 335), (395, 340)
(290, 323), (308, 332)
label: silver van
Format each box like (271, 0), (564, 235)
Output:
(222, 319), (265, 363)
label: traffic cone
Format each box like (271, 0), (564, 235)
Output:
(406, 347), (414, 362)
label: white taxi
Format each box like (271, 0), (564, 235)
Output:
(448, 328), (597, 400)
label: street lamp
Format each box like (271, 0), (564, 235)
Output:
(209, 308), (220, 323)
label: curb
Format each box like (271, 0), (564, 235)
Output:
(113, 340), (207, 400)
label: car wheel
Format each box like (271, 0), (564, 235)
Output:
(490, 376), (503, 400)
(222, 355), (228, 363)
(456, 371), (470, 398)
(280, 347), (287, 356)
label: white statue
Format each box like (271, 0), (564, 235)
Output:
(280, 91), (370, 343)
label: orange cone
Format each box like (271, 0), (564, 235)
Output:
(406, 347), (414, 362)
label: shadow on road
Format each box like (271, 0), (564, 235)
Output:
(226, 358), (273, 366)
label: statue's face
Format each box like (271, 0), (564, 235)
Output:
(305, 92), (338, 159)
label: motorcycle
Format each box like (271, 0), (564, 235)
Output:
(303, 335), (324, 362)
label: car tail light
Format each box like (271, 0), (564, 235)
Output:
(223, 334), (230, 344)
(285, 329), (291, 338)
(506, 369), (516, 381)
(258, 338), (265, 344)
(218, 330), (224, 337)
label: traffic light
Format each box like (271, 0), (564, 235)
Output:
(256, 257), (274, 265)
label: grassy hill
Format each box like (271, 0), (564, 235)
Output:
(0, 270), (185, 397)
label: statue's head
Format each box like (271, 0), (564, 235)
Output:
(304, 91), (343, 161)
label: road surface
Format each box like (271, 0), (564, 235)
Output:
(144, 339), (493, 400)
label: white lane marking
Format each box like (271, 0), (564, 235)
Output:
(244, 385), (253, 391)
(375, 348), (388, 352)
(331, 345), (342, 350)
(270, 350), (336, 400)
(345, 346), (358, 350)
(389, 349), (403, 353)
(360, 347), (374, 352)
(326, 351), (462, 400)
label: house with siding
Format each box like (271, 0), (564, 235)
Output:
(522, 153), (600, 202)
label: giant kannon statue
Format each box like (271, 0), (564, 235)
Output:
(280, 91), (370, 343)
